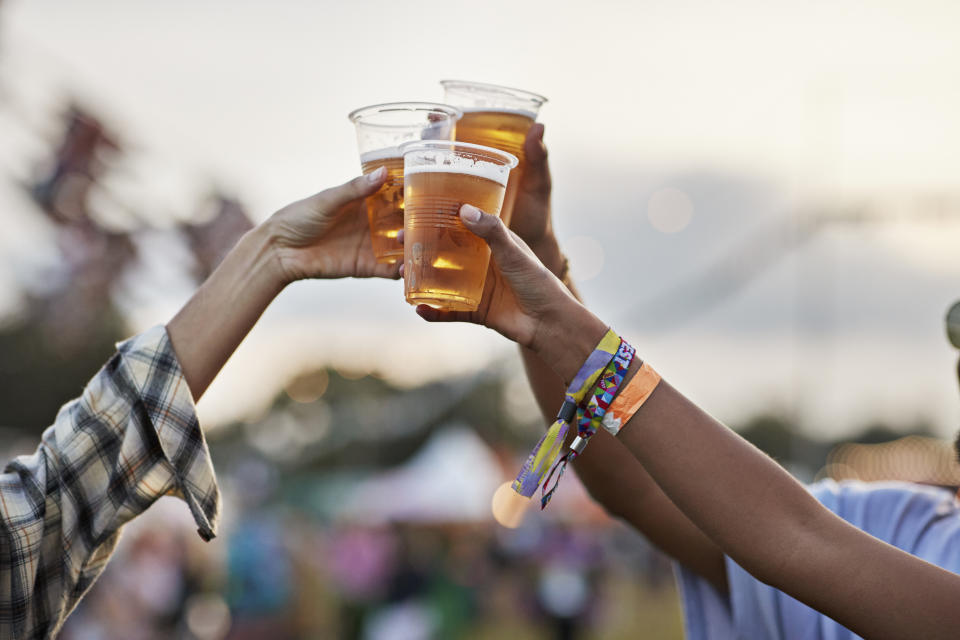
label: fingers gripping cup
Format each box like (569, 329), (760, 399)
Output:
(440, 80), (546, 229)
(400, 141), (518, 311)
(349, 102), (462, 264)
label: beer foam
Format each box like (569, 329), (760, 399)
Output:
(461, 106), (537, 120)
(404, 159), (509, 186)
(360, 147), (402, 163)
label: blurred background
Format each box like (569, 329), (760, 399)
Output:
(1, 0), (959, 638)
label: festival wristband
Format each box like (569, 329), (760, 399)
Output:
(509, 328), (621, 500)
(600, 361), (661, 437)
(540, 338), (636, 507)
(577, 339), (636, 447)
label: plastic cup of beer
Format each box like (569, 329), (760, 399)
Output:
(348, 102), (462, 264)
(400, 140), (518, 311)
(440, 80), (547, 228)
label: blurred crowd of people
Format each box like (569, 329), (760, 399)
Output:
(55, 490), (678, 640)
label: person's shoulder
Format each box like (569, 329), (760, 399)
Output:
(808, 479), (960, 554)
(809, 478), (954, 504)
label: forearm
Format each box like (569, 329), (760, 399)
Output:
(167, 223), (286, 401)
(523, 351), (726, 585)
(532, 301), (823, 569)
(625, 378), (960, 638)
(618, 377), (824, 580)
(517, 234), (579, 422)
(520, 240), (725, 589)
(537, 310), (826, 576)
(538, 304), (960, 638)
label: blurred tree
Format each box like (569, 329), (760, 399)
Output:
(182, 193), (253, 282)
(1, 102), (250, 436)
(0, 307), (124, 433)
(0, 105), (130, 434)
(849, 421), (933, 445)
(737, 413), (800, 462)
(30, 103), (122, 225)
(204, 363), (536, 480)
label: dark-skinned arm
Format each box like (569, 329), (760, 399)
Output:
(419, 204), (960, 640)
(460, 125), (727, 591)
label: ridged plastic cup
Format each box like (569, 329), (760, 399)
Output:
(400, 140), (518, 311)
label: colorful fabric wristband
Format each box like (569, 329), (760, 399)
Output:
(510, 328), (621, 500)
(600, 361), (661, 437)
(540, 338), (636, 507)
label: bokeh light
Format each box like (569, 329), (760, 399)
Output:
(647, 187), (694, 234)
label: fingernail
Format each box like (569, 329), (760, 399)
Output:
(367, 166), (386, 182)
(398, 263), (405, 277)
(461, 204), (481, 223)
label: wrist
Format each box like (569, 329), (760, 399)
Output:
(167, 220), (288, 400)
(243, 222), (289, 294)
(528, 232), (565, 277)
(530, 299), (608, 385)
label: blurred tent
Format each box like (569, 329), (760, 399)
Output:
(340, 425), (504, 524)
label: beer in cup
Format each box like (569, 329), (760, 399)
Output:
(440, 80), (546, 228)
(400, 140), (518, 311)
(348, 102), (461, 263)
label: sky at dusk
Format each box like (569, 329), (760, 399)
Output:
(1, 0), (958, 438)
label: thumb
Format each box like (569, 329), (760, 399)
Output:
(315, 166), (388, 210)
(459, 204), (534, 277)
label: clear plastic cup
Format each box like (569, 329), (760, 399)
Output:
(400, 140), (518, 311)
(440, 81), (547, 228)
(348, 102), (461, 263)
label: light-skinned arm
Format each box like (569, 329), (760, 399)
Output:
(167, 168), (396, 400)
(0, 169), (397, 638)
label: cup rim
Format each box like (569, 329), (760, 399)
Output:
(398, 139), (519, 169)
(348, 101), (463, 126)
(439, 80), (548, 107)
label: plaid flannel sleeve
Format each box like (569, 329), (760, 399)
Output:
(0, 325), (220, 640)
